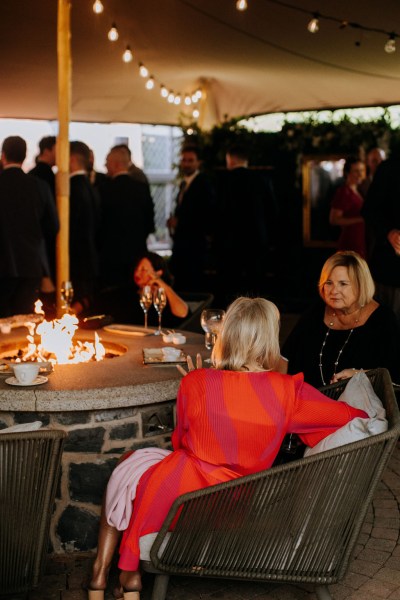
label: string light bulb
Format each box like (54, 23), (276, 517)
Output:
(160, 85), (168, 98)
(167, 92), (175, 103)
(385, 33), (396, 53)
(145, 77), (155, 90)
(236, 0), (248, 11)
(195, 89), (203, 100)
(108, 23), (119, 41)
(139, 63), (149, 78)
(184, 95), (192, 106)
(93, 0), (104, 14)
(122, 46), (133, 63)
(191, 93), (199, 103)
(174, 94), (181, 105)
(192, 109), (200, 119)
(307, 13), (320, 33)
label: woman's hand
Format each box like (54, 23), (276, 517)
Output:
(330, 368), (363, 384)
(147, 269), (164, 288)
(176, 353), (203, 376)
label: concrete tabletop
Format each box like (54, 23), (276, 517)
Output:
(0, 326), (207, 412)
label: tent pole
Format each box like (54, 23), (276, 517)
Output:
(56, 0), (71, 317)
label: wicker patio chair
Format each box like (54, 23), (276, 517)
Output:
(142, 368), (400, 600)
(0, 429), (66, 595)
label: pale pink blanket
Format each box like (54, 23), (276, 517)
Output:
(105, 447), (172, 531)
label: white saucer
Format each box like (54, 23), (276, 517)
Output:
(5, 375), (48, 387)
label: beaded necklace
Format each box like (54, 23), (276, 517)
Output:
(319, 327), (354, 386)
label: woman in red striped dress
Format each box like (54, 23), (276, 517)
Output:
(89, 297), (366, 600)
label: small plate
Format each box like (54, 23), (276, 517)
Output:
(5, 375), (48, 387)
(143, 348), (186, 365)
(103, 324), (155, 337)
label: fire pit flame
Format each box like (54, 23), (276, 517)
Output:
(16, 300), (107, 365)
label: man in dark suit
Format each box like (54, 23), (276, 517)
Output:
(0, 136), (59, 316)
(69, 141), (101, 314)
(29, 135), (57, 282)
(99, 145), (155, 288)
(362, 157), (400, 326)
(214, 143), (277, 304)
(29, 135), (56, 198)
(167, 145), (215, 291)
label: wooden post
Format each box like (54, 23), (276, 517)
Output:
(56, 0), (71, 316)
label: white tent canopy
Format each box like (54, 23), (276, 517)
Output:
(1, 0), (400, 127)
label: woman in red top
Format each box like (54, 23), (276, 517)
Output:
(88, 297), (366, 600)
(330, 156), (366, 258)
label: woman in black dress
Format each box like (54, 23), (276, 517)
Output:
(95, 252), (188, 328)
(282, 251), (400, 387)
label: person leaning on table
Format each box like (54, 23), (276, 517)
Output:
(281, 251), (400, 388)
(87, 296), (366, 600)
(93, 251), (189, 328)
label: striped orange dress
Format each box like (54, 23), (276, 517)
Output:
(118, 369), (366, 569)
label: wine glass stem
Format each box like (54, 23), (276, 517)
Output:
(144, 312), (148, 330)
(158, 312), (162, 333)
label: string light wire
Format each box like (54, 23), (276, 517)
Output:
(244, 0), (398, 46)
(93, 2), (202, 118)
(177, 0), (400, 80)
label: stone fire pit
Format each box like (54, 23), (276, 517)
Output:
(0, 327), (205, 553)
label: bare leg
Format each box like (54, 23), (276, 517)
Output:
(89, 505), (122, 590)
(119, 570), (142, 593)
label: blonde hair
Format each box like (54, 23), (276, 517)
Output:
(318, 251), (375, 307)
(212, 297), (281, 371)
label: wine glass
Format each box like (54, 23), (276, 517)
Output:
(139, 285), (153, 330)
(153, 287), (167, 335)
(200, 309), (225, 356)
(60, 281), (74, 313)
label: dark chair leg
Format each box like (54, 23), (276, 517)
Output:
(315, 584), (332, 600)
(151, 573), (170, 600)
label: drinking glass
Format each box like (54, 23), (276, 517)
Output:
(60, 281), (74, 313)
(139, 285), (153, 330)
(200, 309), (225, 356)
(153, 287), (167, 335)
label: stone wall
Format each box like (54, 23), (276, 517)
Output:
(0, 400), (175, 553)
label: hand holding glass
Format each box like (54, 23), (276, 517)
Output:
(200, 309), (225, 352)
(139, 285), (153, 330)
(153, 287), (167, 335)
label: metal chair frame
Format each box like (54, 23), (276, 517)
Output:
(0, 429), (66, 595)
(142, 369), (400, 600)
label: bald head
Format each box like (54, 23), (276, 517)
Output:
(106, 147), (131, 177)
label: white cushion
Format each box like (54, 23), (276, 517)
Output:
(0, 421), (43, 434)
(139, 532), (171, 561)
(304, 372), (387, 457)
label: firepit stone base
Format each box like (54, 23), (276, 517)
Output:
(0, 328), (205, 553)
(0, 402), (175, 553)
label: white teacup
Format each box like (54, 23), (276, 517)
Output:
(13, 363), (40, 385)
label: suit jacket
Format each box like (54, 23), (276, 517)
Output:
(215, 167), (274, 256)
(362, 159), (400, 286)
(99, 174), (155, 278)
(172, 172), (215, 253)
(0, 167), (58, 278)
(69, 174), (100, 281)
(29, 161), (56, 198)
